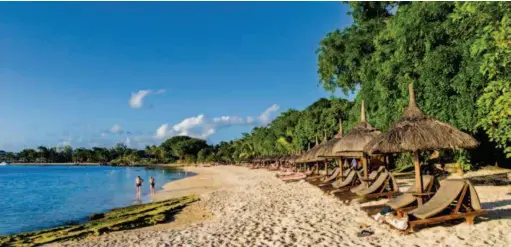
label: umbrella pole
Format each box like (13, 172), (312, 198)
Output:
(338, 158), (343, 182)
(315, 162), (319, 175)
(324, 160), (328, 175)
(362, 156), (368, 180)
(414, 151), (424, 206)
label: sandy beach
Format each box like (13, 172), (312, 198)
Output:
(50, 166), (511, 247)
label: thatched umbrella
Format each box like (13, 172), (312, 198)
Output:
(316, 118), (344, 158)
(330, 100), (381, 179)
(305, 135), (327, 162)
(304, 134), (329, 174)
(295, 137), (316, 164)
(364, 84), (479, 205)
(293, 136), (323, 174)
(313, 119), (345, 178)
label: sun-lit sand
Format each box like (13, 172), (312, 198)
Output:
(50, 166), (511, 247)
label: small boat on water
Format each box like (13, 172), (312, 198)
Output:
(0, 161), (8, 166)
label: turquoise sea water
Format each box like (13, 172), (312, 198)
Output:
(0, 165), (193, 235)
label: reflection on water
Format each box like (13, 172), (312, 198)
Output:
(0, 165), (193, 235)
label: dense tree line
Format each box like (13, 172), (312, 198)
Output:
(3, 137), (214, 166)
(213, 98), (354, 164)
(316, 2), (510, 164)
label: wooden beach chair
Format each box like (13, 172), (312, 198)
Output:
(318, 168), (352, 189)
(280, 172), (307, 183)
(362, 175), (439, 215)
(404, 179), (487, 232)
(308, 168), (340, 186)
(302, 164), (323, 180)
(330, 166), (385, 196)
(306, 167), (337, 182)
(317, 168), (350, 188)
(321, 169), (360, 193)
(267, 163), (280, 171)
(335, 171), (399, 204)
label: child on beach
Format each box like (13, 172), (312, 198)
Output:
(149, 176), (155, 194)
(136, 176), (143, 195)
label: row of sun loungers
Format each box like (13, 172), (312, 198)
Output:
(266, 164), (486, 232)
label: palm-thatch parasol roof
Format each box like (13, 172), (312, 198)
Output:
(295, 137), (322, 164)
(316, 118), (344, 158)
(287, 154), (300, 164)
(303, 135), (328, 163)
(364, 84), (478, 154)
(364, 84), (479, 205)
(330, 100), (381, 158)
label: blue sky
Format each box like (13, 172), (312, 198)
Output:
(0, 2), (353, 151)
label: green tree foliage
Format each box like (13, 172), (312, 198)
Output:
(205, 98), (353, 163)
(161, 136), (209, 161)
(317, 2), (511, 159)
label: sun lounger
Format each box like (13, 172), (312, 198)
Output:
(404, 179), (487, 232)
(322, 170), (359, 194)
(335, 171), (399, 204)
(362, 175), (439, 215)
(305, 167), (336, 181)
(306, 167), (338, 183)
(317, 168), (351, 188)
(330, 167), (383, 196)
(319, 168), (354, 190)
(280, 173), (307, 182)
(309, 168), (340, 186)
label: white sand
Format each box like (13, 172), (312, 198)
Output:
(51, 166), (511, 247)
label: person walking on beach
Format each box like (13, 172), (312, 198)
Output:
(149, 176), (155, 194)
(136, 176), (143, 195)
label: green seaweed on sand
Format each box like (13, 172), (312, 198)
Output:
(0, 195), (198, 247)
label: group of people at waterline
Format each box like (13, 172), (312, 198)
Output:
(135, 176), (156, 195)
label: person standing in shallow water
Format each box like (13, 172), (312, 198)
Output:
(149, 176), (155, 194)
(136, 176), (143, 195)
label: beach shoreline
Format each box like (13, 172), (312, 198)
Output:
(151, 165), (234, 202)
(9, 162), (103, 166)
(51, 165), (511, 247)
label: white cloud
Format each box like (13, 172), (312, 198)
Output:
(155, 124), (169, 139)
(129, 89), (166, 109)
(110, 124), (122, 133)
(154, 104), (280, 140)
(258, 104), (280, 124)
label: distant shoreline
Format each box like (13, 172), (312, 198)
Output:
(6, 162), (214, 168)
(8, 162), (104, 166)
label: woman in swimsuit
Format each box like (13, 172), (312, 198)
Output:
(136, 176), (143, 195)
(149, 176), (155, 194)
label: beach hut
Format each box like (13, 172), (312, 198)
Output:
(364, 84), (478, 205)
(328, 100), (381, 180)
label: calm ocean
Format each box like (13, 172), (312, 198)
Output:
(0, 165), (193, 235)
